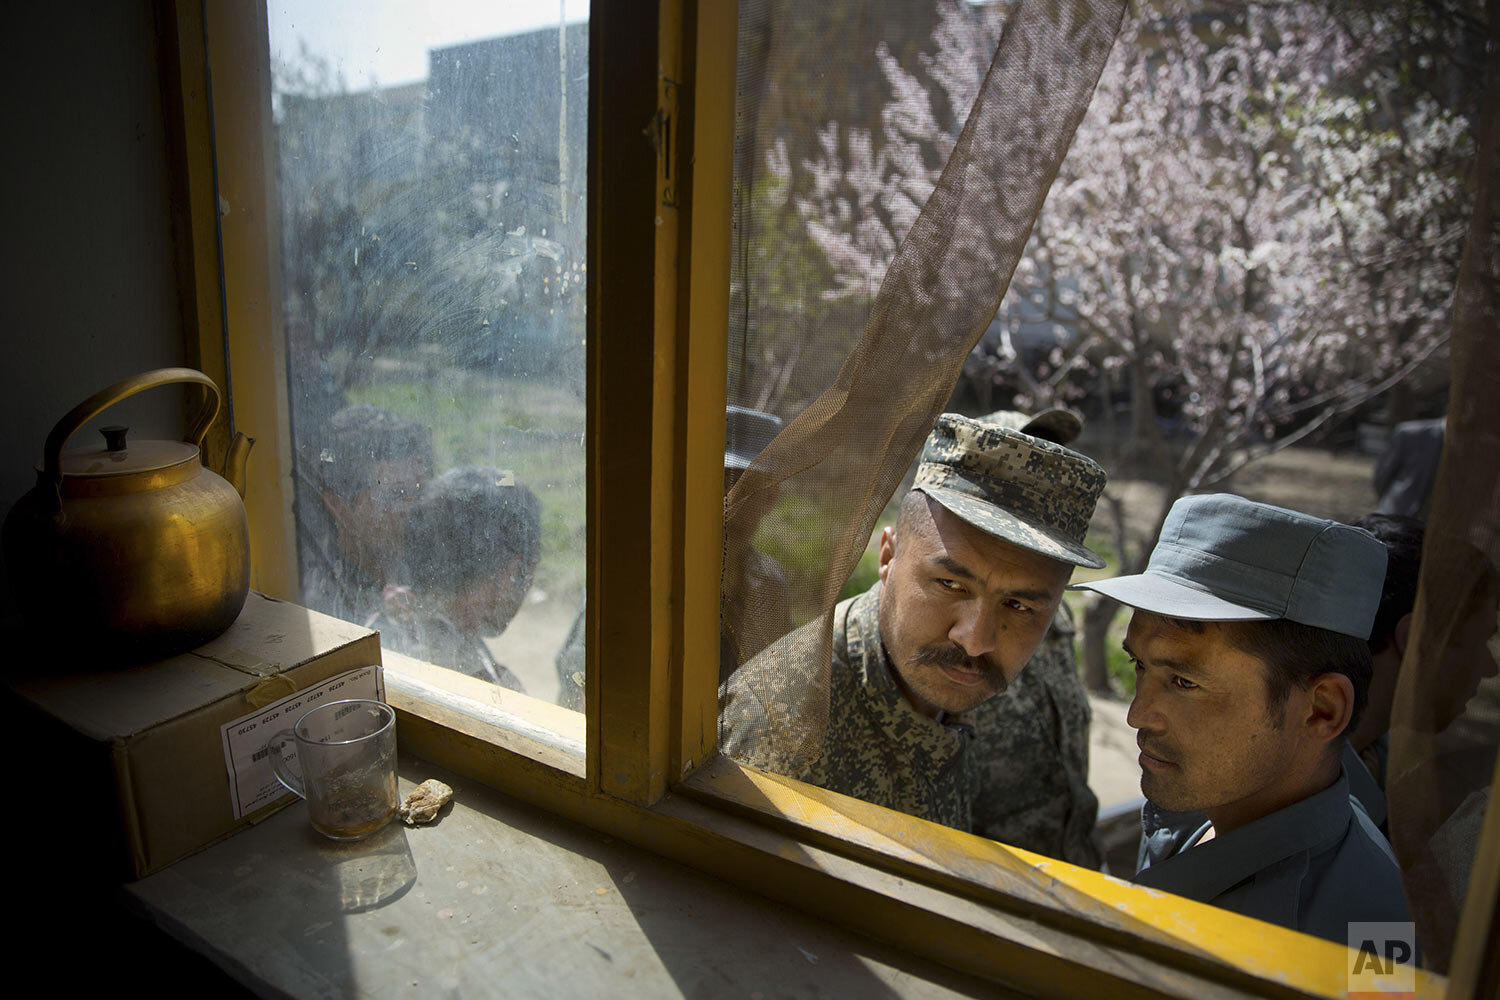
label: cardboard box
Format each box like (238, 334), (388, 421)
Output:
(0, 591), (381, 880)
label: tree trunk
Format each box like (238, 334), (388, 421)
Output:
(1081, 591), (1122, 695)
(1128, 356), (1155, 464)
(1385, 379), (1417, 428)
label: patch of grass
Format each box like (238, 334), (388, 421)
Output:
(1061, 529), (1136, 697)
(836, 499), (902, 602)
(348, 369), (586, 598)
(1105, 639), (1136, 695)
(840, 547), (880, 601)
(746, 488), (905, 618)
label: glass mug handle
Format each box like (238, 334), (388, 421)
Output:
(267, 728), (306, 799)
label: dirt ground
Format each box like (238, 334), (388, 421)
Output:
(484, 590), (577, 704)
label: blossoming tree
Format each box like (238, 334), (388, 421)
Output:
(778, 0), (1473, 689)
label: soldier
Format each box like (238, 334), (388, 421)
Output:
(720, 405), (794, 681)
(720, 412), (1108, 835)
(968, 408), (1101, 867)
(1074, 494), (1408, 944)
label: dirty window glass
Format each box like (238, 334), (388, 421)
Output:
(719, 3), (1485, 966)
(269, 1), (588, 714)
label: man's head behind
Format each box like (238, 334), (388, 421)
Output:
(877, 414), (1107, 717)
(316, 405), (435, 578)
(1346, 513), (1424, 750)
(1077, 494), (1386, 830)
(1350, 513), (1424, 655)
(977, 407), (1083, 446)
(319, 404), (434, 501)
(403, 467), (543, 635)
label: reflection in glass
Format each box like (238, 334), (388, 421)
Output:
(269, 2), (588, 707)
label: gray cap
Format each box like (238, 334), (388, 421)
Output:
(1072, 493), (1388, 639)
(725, 405), (782, 470)
(912, 413), (1107, 568)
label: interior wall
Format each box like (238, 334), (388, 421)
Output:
(0, 1), (188, 616)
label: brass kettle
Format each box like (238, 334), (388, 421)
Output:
(3, 368), (254, 661)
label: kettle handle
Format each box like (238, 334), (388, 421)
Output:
(42, 367), (224, 496)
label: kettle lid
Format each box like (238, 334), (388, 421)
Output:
(54, 425), (199, 485)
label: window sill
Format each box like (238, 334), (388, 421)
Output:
(680, 757), (1447, 999)
(126, 754), (1016, 998)
(382, 647), (585, 780)
(386, 682), (1445, 999)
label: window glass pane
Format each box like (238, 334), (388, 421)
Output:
(270, 1), (589, 713)
(720, 0), (1487, 966)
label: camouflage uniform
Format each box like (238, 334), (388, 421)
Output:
(908, 417), (1107, 570)
(966, 599), (1102, 867)
(723, 583), (1101, 857)
(721, 585), (974, 827)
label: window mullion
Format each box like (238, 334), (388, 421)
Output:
(201, 0), (298, 600)
(671, 0), (738, 783)
(158, 0), (231, 475)
(588, 0), (683, 805)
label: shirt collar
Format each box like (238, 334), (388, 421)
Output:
(1342, 740), (1387, 827)
(1135, 766), (1355, 903)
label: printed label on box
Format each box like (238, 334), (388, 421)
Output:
(219, 665), (386, 819)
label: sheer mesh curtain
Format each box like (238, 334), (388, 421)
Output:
(721, 0), (1125, 767)
(721, 0), (1500, 978)
(1389, 2), (1500, 974)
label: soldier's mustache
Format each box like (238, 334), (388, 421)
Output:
(911, 642), (1000, 679)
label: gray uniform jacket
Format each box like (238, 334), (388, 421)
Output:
(1134, 766), (1408, 945)
(1343, 740), (1386, 830)
(1374, 417), (1444, 519)
(369, 606), (526, 694)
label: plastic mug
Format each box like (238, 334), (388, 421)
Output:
(267, 699), (399, 841)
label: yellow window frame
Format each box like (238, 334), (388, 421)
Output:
(166, 0), (1498, 996)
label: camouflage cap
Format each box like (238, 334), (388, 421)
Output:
(912, 413), (1107, 568)
(978, 407), (1084, 446)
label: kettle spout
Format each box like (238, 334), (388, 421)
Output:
(223, 432), (256, 498)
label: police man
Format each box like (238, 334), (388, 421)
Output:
(1074, 494), (1409, 943)
(720, 412), (1107, 834)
